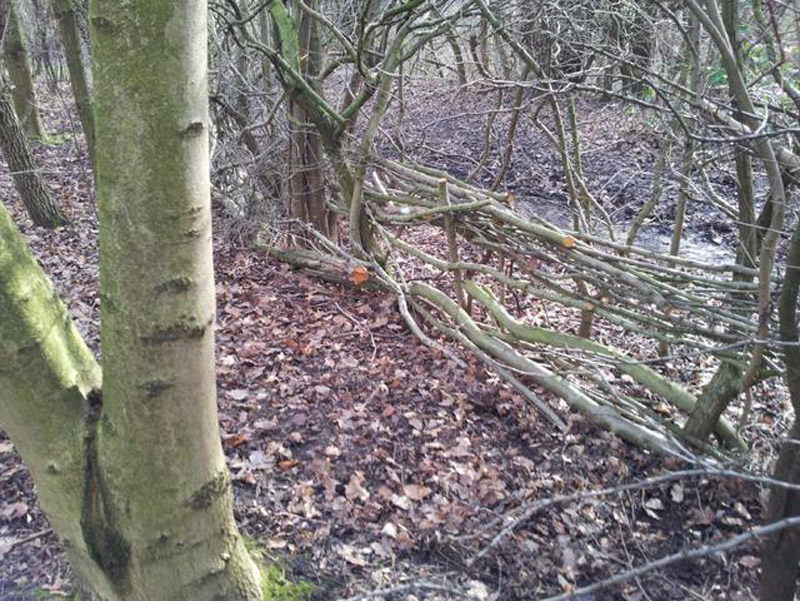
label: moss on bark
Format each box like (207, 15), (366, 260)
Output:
(89, 0), (262, 598)
(0, 198), (116, 598)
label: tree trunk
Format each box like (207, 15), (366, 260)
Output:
(0, 200), (112, 598)
(51, 0), (95, 164)
(91, 0), (262, 597)
(287, 0), (331, 238)
(618, 9), (651, 95)
(446, 30), (467, 85)
(0, 86), (66, 227)
(289, 101), (328, 234)
(0, 2), (263, 598)
(682, 361), (742, 443)
(3, 2), (47, 139)
(722, 0), (757, 274)
(761, 217), (800, 601)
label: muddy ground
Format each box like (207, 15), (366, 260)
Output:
(0, 83), (791, 600)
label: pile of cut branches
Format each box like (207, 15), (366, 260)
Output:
(262, 156), (769, 459)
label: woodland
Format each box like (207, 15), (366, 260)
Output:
(1, 0), (800, 599)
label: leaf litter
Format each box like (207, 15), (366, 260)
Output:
(0, 87), (780, 601)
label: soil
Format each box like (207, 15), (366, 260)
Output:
(0, 84), (790, 600)
(379, 83), (752, 264)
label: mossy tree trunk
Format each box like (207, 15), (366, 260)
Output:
(88, 0), (262, 598)
(287, 0), (332, 238)
(0, 199), (113, 598)
(51, 0), (95, 164)
(3, 2), (47, 139)
(1, 1), (264, 600)
(0, 85), (66, 227)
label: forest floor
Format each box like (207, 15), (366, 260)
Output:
(0, 84), (789, 600)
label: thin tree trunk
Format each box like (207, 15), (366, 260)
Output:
(723, 0), (757, 274)
(258, 5), (272, 88)
(3, 2), (46, 139)
(670, 14), (701, 259)
(670, 135), (695, 258)
(761, 217), (800, 601)
(90, 0), (262, 597)
(51, 0), (95, 163)
(490, 64), (529, 191)
(289, 101), (328, 234)
(468, 33), (490, 78)
(287, 0), (330, 238)
(0, 86), (66, 227)
(626, 132), (672, 247)
(446, 30), (467, 85)
(468, 88), (502, 182)
(682, 361), (742, 443)
(548, 96), (595, 337)
(618, 10), (651, 96)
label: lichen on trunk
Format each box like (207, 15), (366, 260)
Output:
(0, 198), (115, 598)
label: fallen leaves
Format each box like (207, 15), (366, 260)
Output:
(324, 445), (342, 458)
(391, 494), (412, 511)
(380, 522), (398, 539)
(403, 484), (432, 501)
(0, 502), (28, 522)
(345, 472), (371, 503)
(337, 543), (368, 567)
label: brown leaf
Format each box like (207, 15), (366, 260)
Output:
(404, 484), (432, 501)
(224, 433), (249, 449)
(1, 502), (28, 521)
(239, 341), (263, 359)
(739, 555), (760, 568)
(345, 472), (370, 503)
(337, 544), (367, 566)
(391, 494), (412, 511)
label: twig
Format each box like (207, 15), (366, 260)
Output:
(339, 579), (476, 601)
(539, 516), (800, 601)
(0, 528), (52, 556)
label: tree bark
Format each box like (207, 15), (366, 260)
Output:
(761, 217), (800, 601)
(88, 0), (262, 597)
(722, 0), (757, 274)
(1, 2), (264, 598)
(0, 86), (66, 227)
(287, 0), (331, 238)
(0, 200), (113, 598)
(51, 0), (95, 164)
(682, 361), (742, 443)
(3, 2), (46, 139)
(684, 0), (788, 438)
(446, 30), (467, 85)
